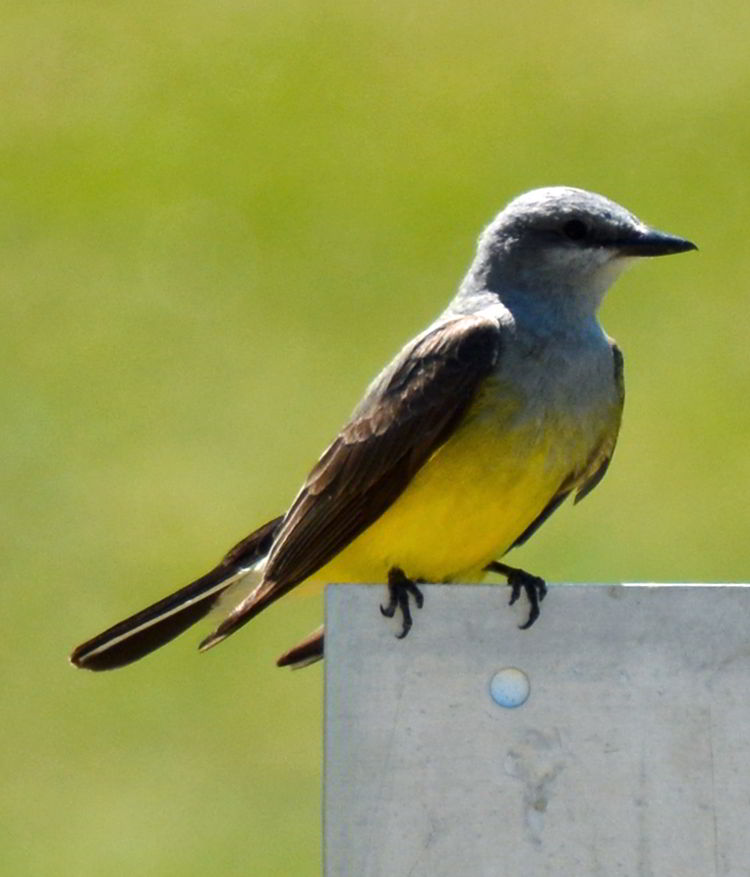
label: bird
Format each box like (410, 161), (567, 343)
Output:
(70, 186), (696, 672)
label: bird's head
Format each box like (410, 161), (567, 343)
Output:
(471, 186), (696, 316)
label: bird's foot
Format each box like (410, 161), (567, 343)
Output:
(380, 567), (424, 639)
(485, 561), (547, 629)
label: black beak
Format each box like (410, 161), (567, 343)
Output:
(616, 228), (698, 257)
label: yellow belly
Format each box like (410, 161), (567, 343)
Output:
(307, 397), (579, 587)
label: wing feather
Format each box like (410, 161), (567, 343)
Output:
(266, 314), (502, 590)
(200, 314), (502, 648)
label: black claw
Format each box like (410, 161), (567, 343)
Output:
(395, 610), (412, 639)
(382, 567), (424, 639)
(380, 599), (397, 619)
(405, 580), (424, 609)
(512, 573), (546, 629)
(485, 560), (547, 629)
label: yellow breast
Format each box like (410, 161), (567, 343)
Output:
(309, 388), (596, 587)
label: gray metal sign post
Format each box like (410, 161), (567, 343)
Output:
(325, 585), (750, 876)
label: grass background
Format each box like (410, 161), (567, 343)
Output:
(3, 1), (749, 873)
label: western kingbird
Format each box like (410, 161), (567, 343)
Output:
(70, 187), (696, 671)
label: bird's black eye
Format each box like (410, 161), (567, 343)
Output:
(562, 219), (588, 242)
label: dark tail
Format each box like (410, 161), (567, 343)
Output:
(197, 573), (297, 652)
(70, 516), (282, 671)
(276, 626), (324, 669)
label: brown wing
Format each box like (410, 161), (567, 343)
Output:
(267, 314), (502, 587)
(199, 314), (502, 649)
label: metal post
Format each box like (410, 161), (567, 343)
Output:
(325, 584), (750, 876)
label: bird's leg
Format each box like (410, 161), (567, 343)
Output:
(485, 561), (547, 629)
(380, 567), (424, 639)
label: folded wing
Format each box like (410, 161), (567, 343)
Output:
(199, 314), (503, 649)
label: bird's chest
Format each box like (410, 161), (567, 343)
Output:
(471, 332), (618, 481)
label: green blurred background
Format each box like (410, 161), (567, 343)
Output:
(3, 0), (749, 873)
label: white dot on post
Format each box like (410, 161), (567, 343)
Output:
(489, 667), (530, 708)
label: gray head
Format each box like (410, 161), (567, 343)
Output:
(461, 186), (696, 316)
